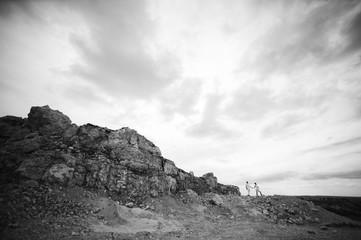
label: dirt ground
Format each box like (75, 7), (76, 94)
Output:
(1, 185), (361, 240)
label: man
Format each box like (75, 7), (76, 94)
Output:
(245, 181), (251, 196)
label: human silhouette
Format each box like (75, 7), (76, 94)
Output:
(253, 182), (263, 197)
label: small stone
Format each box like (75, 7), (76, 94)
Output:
(307, 230), (316, 234)
(8, 223), (19, 228)
(150, 190), (158, 198)
(125, 202), (134, 208)
(320, 226), (328, 230)
(286, 208), (296, 214)
(93, 207), (101, 214)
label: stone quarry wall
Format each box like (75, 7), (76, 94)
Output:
(0, 105), (239, 204)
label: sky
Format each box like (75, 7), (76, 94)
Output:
(1, 0), (361, 196)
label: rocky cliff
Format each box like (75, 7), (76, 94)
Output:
(0, 105), (239, 204)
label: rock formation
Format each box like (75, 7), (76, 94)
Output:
(0, 105), (239, 204)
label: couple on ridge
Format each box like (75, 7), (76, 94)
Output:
(245, 181), (263, 197)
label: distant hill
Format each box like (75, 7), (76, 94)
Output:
(298, 196), (361, 222)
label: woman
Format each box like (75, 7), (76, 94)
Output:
(253, 182), (263, 197)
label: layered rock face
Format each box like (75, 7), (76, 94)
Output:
(0, 106), (239, 204)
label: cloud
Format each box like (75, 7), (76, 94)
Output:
(343, 9), (361, 55)
(261, 111), (309, 138)
(239, 171), (299, 183)
(225, 85), (275, 121)
(68, 0), (180, 99)
(247, 168), (361, 183)
(302, 137), (361, 154)
(62, 81), (106, 107)
(186, 93), (240, 139)
(0, 0), (38, 20)
(256, 171), (299, 183)
(240, 1), (361, 76)
(304, 170), (361, 180)
(159, 78), (203, 118)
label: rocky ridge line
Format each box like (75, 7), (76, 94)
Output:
(0, 105), (239, 205)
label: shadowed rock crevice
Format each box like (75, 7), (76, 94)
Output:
(0, 105), (239, 204)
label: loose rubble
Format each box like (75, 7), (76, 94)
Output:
(245, 195), (321, 225)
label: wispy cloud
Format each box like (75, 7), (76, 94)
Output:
(261, 111), (310, 138)
(302, 137), (361, 154)
(303, 170), (361, 180)
(256, 171), (299, 183)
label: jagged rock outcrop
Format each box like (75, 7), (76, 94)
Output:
(0, 105), (240, 204)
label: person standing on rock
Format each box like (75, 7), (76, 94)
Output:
(245, 181), (251, 196)
(253, 183), (263, 197)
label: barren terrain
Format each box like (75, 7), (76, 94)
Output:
(1, 183), (361, 240)
(1, 106), (361, 239)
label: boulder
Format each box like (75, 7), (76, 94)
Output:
(60, 153), (77, 167)
(215, 184), (240, 195)
(5, 136), (41, 154)
(16, 154), (53, 180)
(42, 163), (74, 185)
(7, 128), (32, 142)
(204, 193), (223, 206)
(178, 171), (189, 180)
(186, 189), (199, 202)
(0, 116), (23, 140)
(202, 172), (218, 189)
(167, 176), (177, 194)
(63, 124), (78, 139)
(186, 189), (198, 197)
(163, 159), (178, 176)
(27, 105), (71, 135)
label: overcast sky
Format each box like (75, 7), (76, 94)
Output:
(1, 0), (361, 196)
